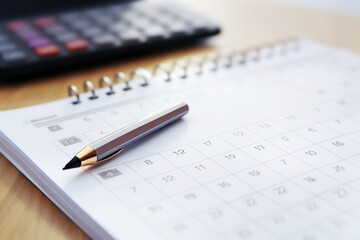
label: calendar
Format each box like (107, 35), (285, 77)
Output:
(1, 39), (360, 240)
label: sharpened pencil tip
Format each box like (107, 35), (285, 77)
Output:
(63, 156), (81, 170)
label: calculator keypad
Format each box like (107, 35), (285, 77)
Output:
(0, 1), (219, 77)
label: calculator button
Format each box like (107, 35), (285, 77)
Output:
(53, 32), (78, 42)
(16, 29), (39, 38)
(109, 23), (130, 32)
(122, 12), (141, 23)
(96, 16), (115, 26)
(84, 9), (106, 19)
(1, 51), (28, 63)
(27, 38), (51, 48)
(6, 20), (29, 31)
(91, 35), (119, 48)
(69, 20), (91, 30)
(20, 32), (42, 42)
(0, 43), (18, 53)
(81, 27), (104, 37)
(35, 44), (61, 57)
(118, 30), (143, 44)
(110, 11), (127, 20)
(130, 18), (152, 29)
(156, 15), (174, 25)
(44, 25), (67, 35)
(65, 39), (89, 52)
(34, 17), (56, 28)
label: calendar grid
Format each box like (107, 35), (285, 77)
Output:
(44, 47), (360, 239)
(124, 149), (232, 239)
(268, 108), (360, 236)
(85, 104), (360, 239)
(215, 110), (360, 237)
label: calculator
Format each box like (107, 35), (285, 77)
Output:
(0, 0), (220, 80)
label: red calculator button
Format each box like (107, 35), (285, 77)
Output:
(7, 21), (29, 31)
(65, 39), (89, 52)
(34, 17), (56, 28)
(35, 44), (60, 57)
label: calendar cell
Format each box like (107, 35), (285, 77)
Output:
(327, 98), (360, 114)
(323, 116), (360, 134)
(292, 146), (340, 168)
(262, 182), (311, 207)
(349, 178), (360, 191)
(171, 187), (222, 214)
(320, 215), (360, 239)
(232, 193), (281, 220)
(292, 170), (339, 194)
(196, 205), (248, 233)
(183, 159), (229, 184)
(321, 186), (360, 210)
(259, 211), (307, 237)
(220, 128), (262, 148)
(92, 164), (142, 189)
(295, 124), (339, 143)
(350, 112), (360, 122)
(161, 145), (206, 167)
(236, 165), (284, 191)
(45, 124), (63, 133)
(321, 161), (360, 183)
(54, 134), (91, 154)
(148, 169), (198, 195)
(59, 113), (108, 135)
(122, 101), (158, 118)
(300, 105), (340, 121)
(289, 227), (336, 240)
(247, 120), (287, 139)
(84, 126), (115, 141)
(191, 136), (236, 158)
(347, 131), (360, 144)
(266, 155), (312, 179)
(211, 149), (260, 173)
(97, 107), (134, 125)
(319, 136), (360, 159)
(206, 175), (254, 202)
(268, 132), (312, 152)
(241, 141), (286, 163)
(127, 154), (176, 178)
(347, 155), (360, 168)
(159, 217), (210, 240)
(113, 181), (164, 208)
(135, 199), (187, 226)
(224, 223), (273, 240)
(291, 198), (339, 223)
(274, 112), (314, 130)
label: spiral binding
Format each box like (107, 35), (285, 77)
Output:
(68, 37), (299, 104)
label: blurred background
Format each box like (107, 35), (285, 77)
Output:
(269, 0), (360, 16)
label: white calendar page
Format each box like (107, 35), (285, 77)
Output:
(1, 39), (360, 240)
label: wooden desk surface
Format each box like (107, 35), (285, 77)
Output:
(1, 0), (359, 239)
